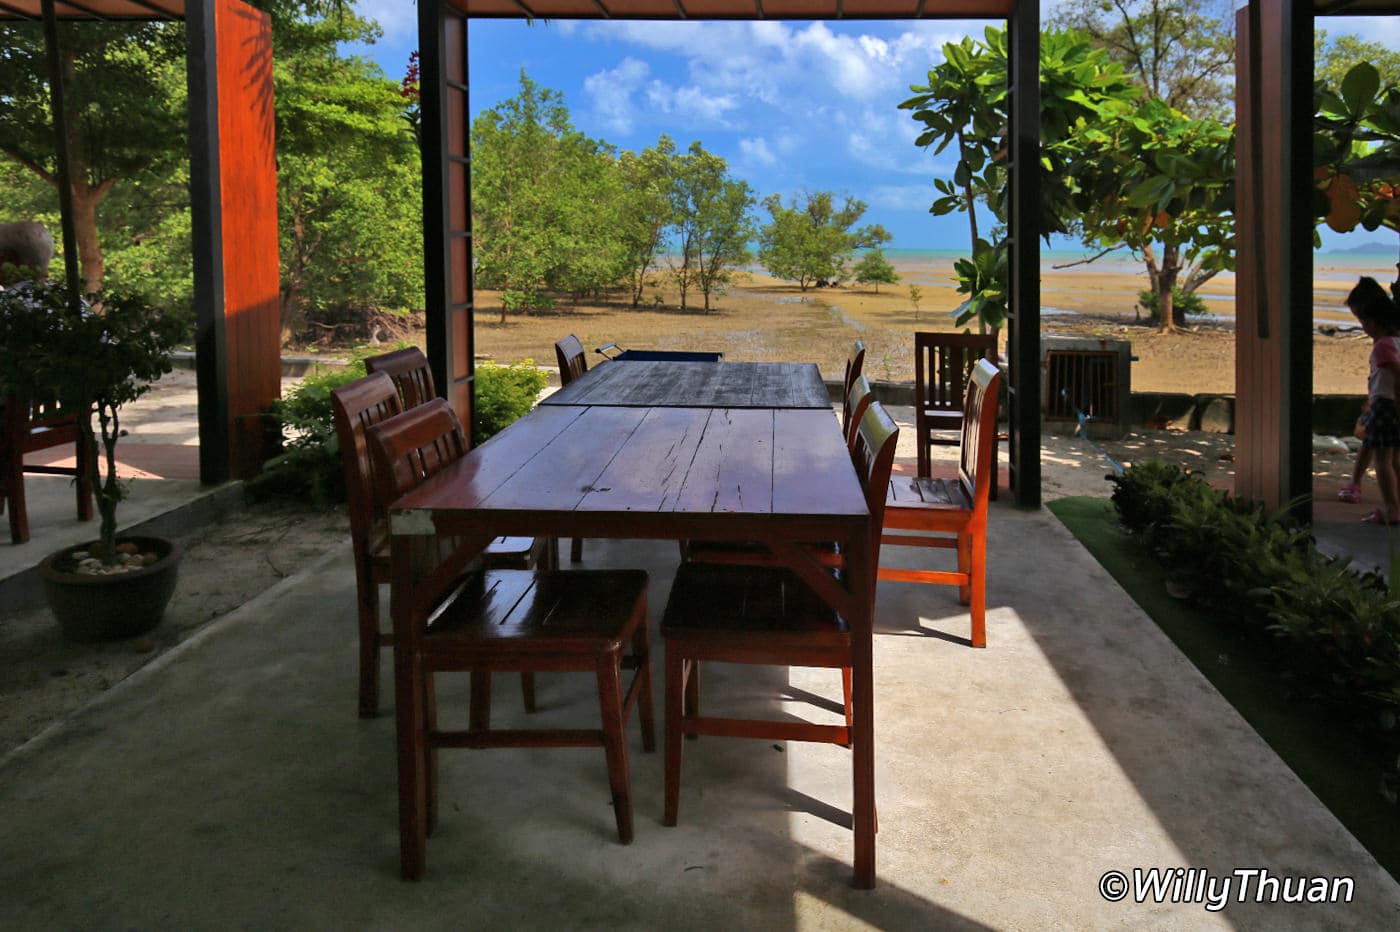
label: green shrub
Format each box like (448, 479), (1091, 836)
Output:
(247, 359), (366, 507)
(1109, 461), (1400, 792)
(474, 359), (547, 445)
(1138, 286), (1210, 321)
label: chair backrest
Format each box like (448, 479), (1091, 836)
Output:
(365, 398), (470, 506)
(914, 331), (998, 416)
(365, 346), (436, 410)
(850, 400), (900, 563)
(958, 359), (1004, 507)
(331, 372), (403, 556)
(842, 373), (874, 450)
(843, 339), (866, 397)
(555, 335), (588, 386)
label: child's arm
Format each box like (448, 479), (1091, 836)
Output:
(1378, 337), (1400, 378)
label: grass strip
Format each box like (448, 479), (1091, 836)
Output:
(1047, 495), (1399, 882)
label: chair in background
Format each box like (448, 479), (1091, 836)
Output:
(366, 399), (655, 878)
(842, 372), (875, 450)
(2, 396), (93, 545)
(659, 402), (898, 827)
(555, 334), (589, 387)
(880, 359), (1002, 648)
(844, 339), (866, 400)
(554, 334), (589, 562)
(365, 346), (435, 409)
(913, 331), (998, 480)
(364, 346), (547, 573)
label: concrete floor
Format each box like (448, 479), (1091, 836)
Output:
(3, 510), (1399, 928)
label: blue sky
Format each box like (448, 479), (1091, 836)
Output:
(347, 5), (1400, 254)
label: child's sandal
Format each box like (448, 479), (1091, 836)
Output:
(1338, 484), (1362, 504)
(1360, 509), (1400, 525)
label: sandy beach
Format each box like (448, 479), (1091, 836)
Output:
(470, 253), (1400, 396)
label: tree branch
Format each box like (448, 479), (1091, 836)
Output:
(1051, 245), (1130, 269)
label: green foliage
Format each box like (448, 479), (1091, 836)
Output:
(951, 239), (1006, 328)
(1137, 285), (1210, 321)
(1109, 461), (1400, 784)
(1314, 62), (1400, 243)
(1316, 31), (1400, 92)
(757, 191), (890, 291)
(249, 360), (367, 507)
(853, 249), (899, 293)
(0, 281), (187, 562)
(617, 136), (680, 307)
(671, 142), (755, 312)
(473, 360), (547, 446)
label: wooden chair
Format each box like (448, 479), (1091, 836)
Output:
(2, 396), (93, 545)
(880, 358), (1002, 648)
(363, 347), (545, 571)
(555, 334), (589, 387)
(554, 334), (589, 562)
(844, 339), (866, 400)
(365, 346), (435, 409)
(914, 331), (998, 479)
(660, 402), (898, 827)
(366, 399), (655, 878)
(842, 372), (875, 450)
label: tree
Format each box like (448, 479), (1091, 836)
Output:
(617, 136), (679, 307)
(1316, 32), (1400, 92)
(668, 142), (753, 312)
(1314, 62), (1400, 261)
(472, 73), (626, 320)
(272, 11), (424, 343)
(0, 21), (187, 292)
(757, 191), (890, 291)
(854, 249), (899, 293)
(1048, 0), (1235, 122)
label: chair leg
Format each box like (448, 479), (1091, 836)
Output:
(631, 612), (656, 753)
(521, 672), (537, 714)
(596, 654), (634, 844)
(842, 667), (853, 731)
(957, 533), (972, 606)
(469, 671), (492, 732)
(663, 648), (685, 827)
(683, 658), (699, 740)
(394, 653), (429, 880)
(424, 673), (439, 837)
(570, 537), (584, 563)
(355, 569), (380, 719)
(971, 528), (987, 649)
(4, 449), (27, 545)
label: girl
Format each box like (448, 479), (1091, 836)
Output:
(1346, 277), (1400, 524)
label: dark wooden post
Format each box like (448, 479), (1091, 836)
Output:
(418, 0), (475, 434)
(1234, 0), (1313, 517)
(1006, 0), (1042, 508)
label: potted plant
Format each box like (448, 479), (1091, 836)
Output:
(0, 280), (188, 640)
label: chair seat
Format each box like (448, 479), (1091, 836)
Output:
(428, 569), (648, 655)
(660, 564), (848, 647)
(921, 408), (965, 432)
(888, 475), (972, 510)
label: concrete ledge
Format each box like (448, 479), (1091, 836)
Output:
(171, 351), (347, 379)
(0, 481), (246, 615)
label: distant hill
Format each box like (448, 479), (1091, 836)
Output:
(1326, 240), (1396, 256)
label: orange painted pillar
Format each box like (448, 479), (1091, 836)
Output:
(188, 0), (281, 482)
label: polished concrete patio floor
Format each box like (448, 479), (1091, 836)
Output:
(3, 505), (1398, 928)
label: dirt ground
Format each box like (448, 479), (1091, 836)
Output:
(0, 502), (349, 757)
(469, 264), (1376, 396)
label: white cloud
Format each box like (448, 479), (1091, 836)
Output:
(867, 184), (939, 211)
(584, 58), (651, 135)
(352, 0), (415, 42)
(644, 82), (738, 125)
(738, 137), (777, 168)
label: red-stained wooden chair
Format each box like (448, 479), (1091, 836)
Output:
(880, 358), (1002, 648)
(332, 374), (541, 719)
(555, 334), (589, 562)
(555, 334), (589, 387)
(914, 331), (998, 479)
(844, 339), (866, 400)
(842, 372), (875, 450)
(660, 402), (898, 827)
(2, 396), (93, 545)
(364, 346), (546, 571)
(365, 346), (436, 409)
(366, 398), (654, 878)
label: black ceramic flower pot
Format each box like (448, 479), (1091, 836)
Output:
(39, 536), (183, 641)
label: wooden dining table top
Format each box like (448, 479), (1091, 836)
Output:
(540, 360), (832, 410)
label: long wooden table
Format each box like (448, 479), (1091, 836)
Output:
(387, 362), (878, 887)
(542, 360), (832, 409)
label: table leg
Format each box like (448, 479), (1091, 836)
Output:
(846, 524), (876, 889)
(391, 541), (427, 880)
